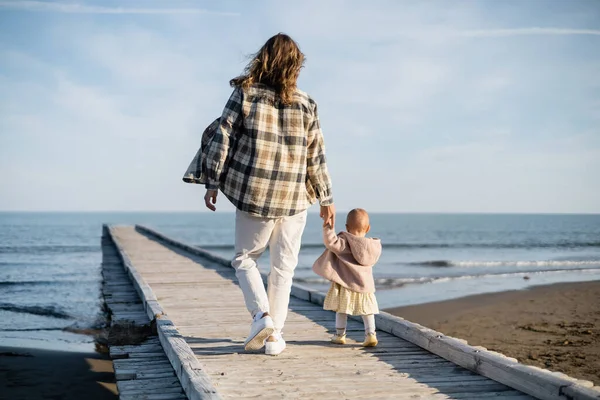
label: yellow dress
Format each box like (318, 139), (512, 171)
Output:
(323, 282), (379, 316)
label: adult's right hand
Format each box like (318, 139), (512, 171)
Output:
(320, 204), (335, 228)
(204, 190), (218, 211)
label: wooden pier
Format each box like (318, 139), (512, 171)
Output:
(102, 225), (600, 400)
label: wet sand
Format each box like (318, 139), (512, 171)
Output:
(386, 280), (600, 383)
(0, 346), (117, 400)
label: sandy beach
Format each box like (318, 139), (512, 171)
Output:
(386, 280), (600, 383)
(0, 346), (117, 400)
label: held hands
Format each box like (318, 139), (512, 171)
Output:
(204, 190), (218, 211)
(320, 204), (335, 228)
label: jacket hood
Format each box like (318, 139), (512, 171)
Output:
(339, 232), (382, 266)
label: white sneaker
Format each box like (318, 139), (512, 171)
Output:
(265, 332), (286, 356)
(244, 312), (274, 351)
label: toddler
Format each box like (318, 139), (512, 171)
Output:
(312, 208), (382, 346)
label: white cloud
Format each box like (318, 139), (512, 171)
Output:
(0, 1), (238, 16)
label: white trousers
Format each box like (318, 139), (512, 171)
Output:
(231, 209), (307, 333)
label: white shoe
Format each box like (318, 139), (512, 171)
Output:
(265, 332), (286, 356)
(244, 312), (274, 351)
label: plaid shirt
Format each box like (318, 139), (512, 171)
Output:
(205, 84), (333, 218)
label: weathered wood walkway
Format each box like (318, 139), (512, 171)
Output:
(104, 225), (600, 400)
(101, 230), (187, 400)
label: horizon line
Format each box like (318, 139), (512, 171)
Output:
(1, 210), (599, 216)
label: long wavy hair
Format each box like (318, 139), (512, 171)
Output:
(230, 33), (305, 105)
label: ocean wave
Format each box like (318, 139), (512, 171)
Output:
(199, 241), (600, 251)
(0, 280), (98, 287)
(295, 268), (600, 289)
(423, 268), (600, 285)
(377, 277), (439, 286)
(0, 303), (73, 320)
(409, 260), (600, 267)
(294, 276), (438, 288)
(294, 276), (442, 288)
(0, 245), (98, 255)
(0, 327), (65, 332)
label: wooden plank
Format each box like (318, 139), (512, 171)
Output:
(118, 384), (184, 396)
(107, 305), (149, 313)
(113, 362), (174, 373)
(114, 368), (137, 381)
(113, 359), (173, 368)
(110, 312), (149, 321)
(118, 377), (182, 391)
(133, 371), (177, 380)
(113, 363), (175, 376)
(119, 394), (187, 400)
(111, 343), (164, 355)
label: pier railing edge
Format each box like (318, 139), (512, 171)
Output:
(103, 224), (222, 400)
(135, 224), (600, 400)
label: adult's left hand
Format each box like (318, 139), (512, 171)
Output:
(204, 190), (218, 211)
(320, 204), (336, 227)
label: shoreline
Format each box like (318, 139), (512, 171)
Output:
(385, 280), (600, 383)
(0, 345), (117, 400)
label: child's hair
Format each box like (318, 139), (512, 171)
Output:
(230, 33), (305, 105)
(346, 208), (370, 233)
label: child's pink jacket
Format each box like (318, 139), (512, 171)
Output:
(312, 226), (382, 293)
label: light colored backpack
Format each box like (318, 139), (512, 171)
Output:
(182, 118), (220, 184)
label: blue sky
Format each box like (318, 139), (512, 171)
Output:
(1, 0), (599, 213)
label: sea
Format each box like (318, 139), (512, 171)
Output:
(1, 212), (599, 352)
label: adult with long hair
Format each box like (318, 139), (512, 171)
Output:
(203, 33), (335, 356)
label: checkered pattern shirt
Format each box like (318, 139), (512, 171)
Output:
(205, 84), (333, 218)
